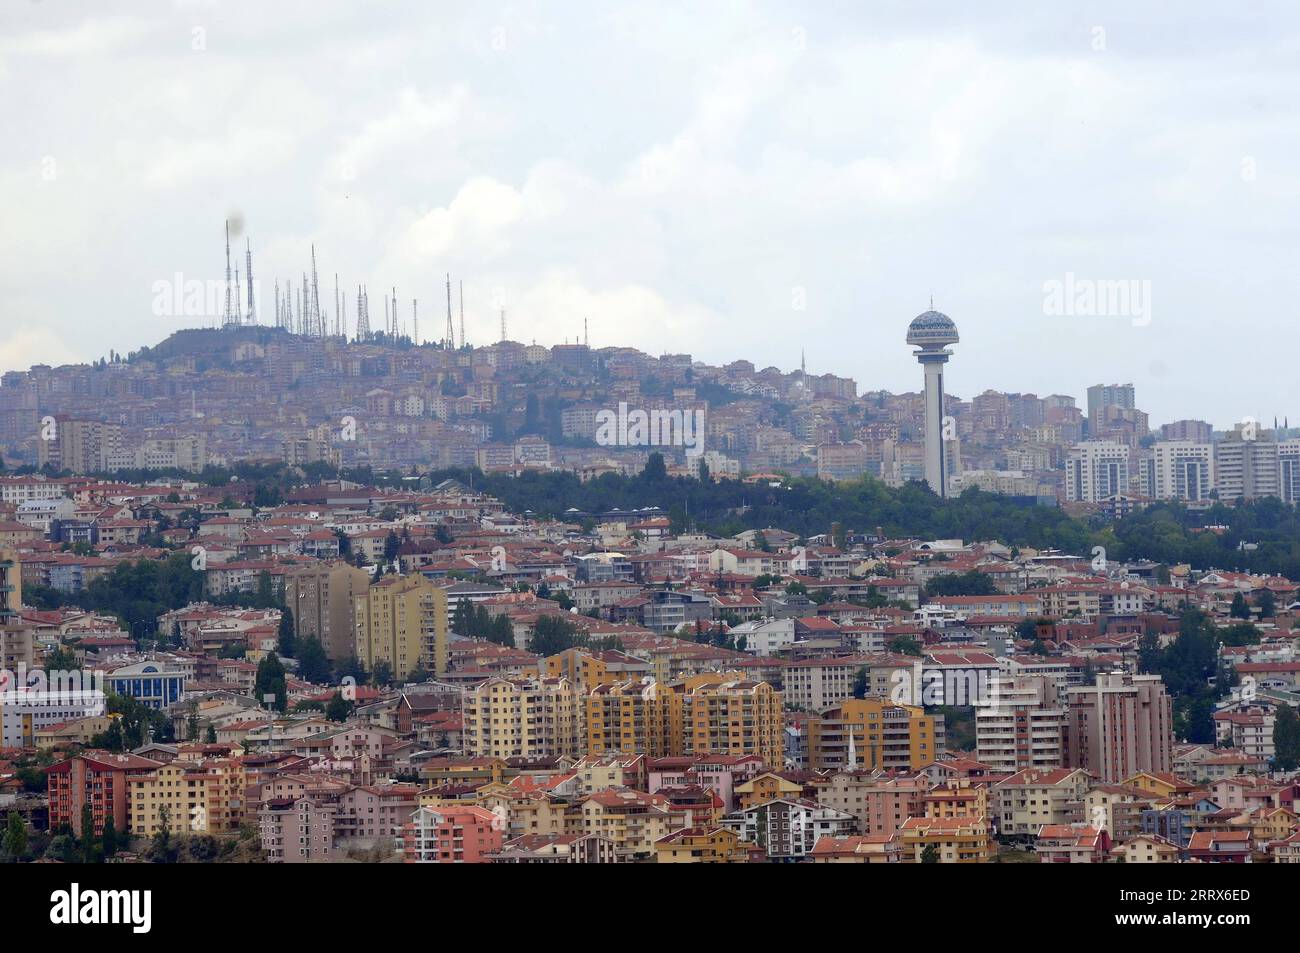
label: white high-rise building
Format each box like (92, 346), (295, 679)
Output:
(1151, 441), (1214, 501)
(976, 675), (1067, 772)
(1066, 441), (1131, 502)
(1214, 433), (1279, 502)
(906, 309), (959, 498)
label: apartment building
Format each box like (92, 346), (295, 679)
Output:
(585, 674), (784, 766)
(354, 573), (449, 679)
(1065, 672), (1173, 783)
(815, 772), (929, 836)
(579, 788), (688, 860)
(1149, 440), (1214, 501)
(898, 815), (993, 863)
(806, 698), (942, 773)
(682, 675), (784, 766)
(402, 805), (505, 863)
(127, 758), (246, 836)
(653, 826), (749, 863)
(284, 560), (371, 662)
(544, 647), (653, 693)
(36, 417), (125, 473)
(1214, 433), (1280, 502)
(976, 675), (1067, 771)
(47, 751), (164, 837)
(991, 767), (1091, 838)
(723, 798), (855, 862)
(0, 546), (22, 625)
(462, 676), (583, 760)
(1065, 441), (1131, 503)
(260, 796), (340, 863)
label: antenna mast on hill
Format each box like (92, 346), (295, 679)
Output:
(445, 274), (454, 348)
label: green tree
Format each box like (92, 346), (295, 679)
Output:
(278, 606), (296, 657)
(530, 615), (584, 657)
(254, 652), (288, 712)
(101, 818), (119, 859)
(642, 452), (667, 481)
(325, 691), (354, 722)
(3, 812), (27, 860)
(888, 635), (923, 657)
(1229, 592), (1251, 620)
(295, 635), (333, 684)
(925, 571), (999, 599)
(1275, 704), (1300, 772)
(149, 805), (178, 863)
(852, 667), (868, 700)
(921, 843), (940, 864)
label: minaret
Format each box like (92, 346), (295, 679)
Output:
(906, 305), (960, 498)
(245, 239), (256, 324)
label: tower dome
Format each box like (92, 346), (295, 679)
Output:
(906, 310), (959, 348)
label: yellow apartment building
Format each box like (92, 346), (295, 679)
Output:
(654, 826), (748, 863)
(128, 759), (246, 836)
(355, 573), (449, 680)
(585, 673), (783, 766)
(899, 815), (993, 863)
(462, 676), (583, 760)
(806, 697), (939, 772)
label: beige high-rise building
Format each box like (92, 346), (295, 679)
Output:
(354, 573), (449, 680)
(285, 561), (371, 662)
(281, 425), (341, 468)
(462, 676), (583, 760)
(976, 675), (1067, 772)
(1065, 672), (1173, 783)
(36, 417), (125, 473)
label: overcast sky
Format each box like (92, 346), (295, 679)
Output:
(3, 1), (1298, 428)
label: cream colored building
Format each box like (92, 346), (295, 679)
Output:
(462, 676), (583, 760)
(128, 759), (246, 836)
(355, 573), (449, 679)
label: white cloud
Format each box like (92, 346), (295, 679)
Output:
(0, 327), (80, 371)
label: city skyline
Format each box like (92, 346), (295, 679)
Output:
(5, 2), (1300, 429)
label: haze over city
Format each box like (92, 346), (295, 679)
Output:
(4, 1), (1300, 426)
(3, 2), (1300, 917)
